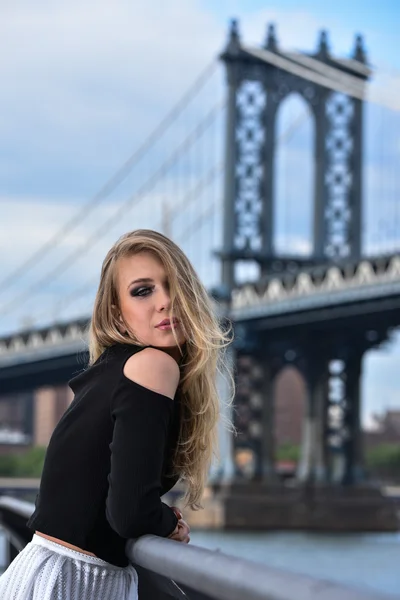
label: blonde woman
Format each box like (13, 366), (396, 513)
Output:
(0, 229), (233, 600)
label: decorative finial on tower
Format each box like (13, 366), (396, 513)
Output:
(317, 30), (330, 59)
(226, 18), (241, 54)
(352, 34), (366, 63)
(265, 23), (278, 52)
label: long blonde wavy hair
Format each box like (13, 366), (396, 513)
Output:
(89, 229), (234, 509)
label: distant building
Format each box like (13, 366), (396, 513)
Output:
(364, 410), (400, 449)
(0, 386), (73, 453)
(274, 367), (305, 448)
(0, 367), (306, 458)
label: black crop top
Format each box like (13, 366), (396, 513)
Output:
(26, 343), (181, 567)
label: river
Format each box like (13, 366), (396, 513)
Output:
(190, 530), (400, 597)
(1, 530), (399, 596)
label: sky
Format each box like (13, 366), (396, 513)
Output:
(0, 0), (400, 426)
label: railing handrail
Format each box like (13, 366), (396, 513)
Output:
(0, 495), (34, 518)
(0, 496), (395, 600)
(126, 535), (393, 600)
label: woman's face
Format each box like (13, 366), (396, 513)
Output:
(116, 251), (186, 355)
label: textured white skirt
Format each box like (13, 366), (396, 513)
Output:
(0, 534), (138, 600)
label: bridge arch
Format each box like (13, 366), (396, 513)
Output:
(273, 92), (315, 257)
(273, 365), (306, 460)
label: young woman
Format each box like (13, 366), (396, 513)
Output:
(0, 229), (233, 600)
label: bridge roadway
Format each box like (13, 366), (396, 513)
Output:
(0, 318), (89, 394)
(230, 253), (400, 349)
(1, 253), (400, 393)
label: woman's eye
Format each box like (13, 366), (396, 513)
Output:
(130, 286), (153, 297)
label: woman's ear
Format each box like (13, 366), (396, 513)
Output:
(112, 304), (125, 332)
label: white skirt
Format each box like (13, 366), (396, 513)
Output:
(0, 534), (138, 600)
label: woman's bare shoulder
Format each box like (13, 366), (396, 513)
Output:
(123, 347), (180, 400)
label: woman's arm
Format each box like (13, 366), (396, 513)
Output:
(105, 348), (180, 539)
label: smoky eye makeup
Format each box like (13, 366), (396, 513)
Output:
(130, 286), (154, 297)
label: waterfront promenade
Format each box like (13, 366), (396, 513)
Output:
(0, 493), (399, 597)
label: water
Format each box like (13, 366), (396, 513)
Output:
(1, 530), (399, 597)
(190, 530), (400, 597)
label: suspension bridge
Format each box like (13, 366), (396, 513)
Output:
(0, 20), (400, 534)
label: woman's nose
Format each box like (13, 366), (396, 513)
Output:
(157, 288), (171, 311)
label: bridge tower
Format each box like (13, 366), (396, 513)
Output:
(217, 20), (383, 497)
(220, 20), (367, 289)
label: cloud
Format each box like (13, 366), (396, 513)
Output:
(1, 1), (219, 108)
(1, 0), (398, 197)
(0, 0), (223, 194)
(0, 181), (224, 334)
(0, 195), (119, 329)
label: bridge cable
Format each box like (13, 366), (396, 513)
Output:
(0, 101), (225, 318)
(245, 45), (400, 112)
(0, 60), (218, 295)
(30, 163), (225, 323)
(25, 106), (307, 325)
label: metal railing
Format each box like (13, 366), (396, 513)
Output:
(0, 496), (396, 600)
(127, 535), (398, 600)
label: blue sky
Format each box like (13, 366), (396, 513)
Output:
(0, 0), (399, 425)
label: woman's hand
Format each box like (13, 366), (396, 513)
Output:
(168, 506), (190, 543)
(168, 518), (190, 543)
(170, 506), (182, 520)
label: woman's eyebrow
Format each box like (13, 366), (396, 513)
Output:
(129, 278), (154, 286)
(127, 277), (168, 290)
(127, 278), (154, 290)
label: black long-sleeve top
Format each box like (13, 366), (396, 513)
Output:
(26, 343), (180, 567)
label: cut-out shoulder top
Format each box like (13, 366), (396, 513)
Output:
(26, 343), (181, 567)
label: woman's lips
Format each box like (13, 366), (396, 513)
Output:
(157, 321), (180, 330)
